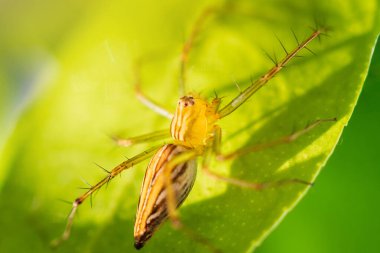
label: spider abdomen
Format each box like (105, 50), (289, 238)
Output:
(134, 144), (197, 249)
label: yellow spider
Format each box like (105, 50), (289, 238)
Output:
(52, 7), (335, 252)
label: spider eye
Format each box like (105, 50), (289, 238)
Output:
(178, 96), (195, 108)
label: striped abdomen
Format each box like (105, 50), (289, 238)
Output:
(134, 144), (197, 249)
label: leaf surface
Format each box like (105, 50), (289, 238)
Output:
(0, 0), (379, 252)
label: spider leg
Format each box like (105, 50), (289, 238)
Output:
(179, 6), (218, 96)
(202, 165), (312, 190)
(202, 118), (336, 190)
(51, 145), (161, 248)
(162, 150), (222, 253)
(217, 29), (326, 118)
(133, 62), (173, 119)
(163, 151), (197, 225)
(110, 130), (170, 148)
(218, 118), (337, 161)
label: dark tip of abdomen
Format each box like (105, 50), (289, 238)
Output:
(134, 241), (144, 250)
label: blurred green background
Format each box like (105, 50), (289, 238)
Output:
(0, 0), (379, 253)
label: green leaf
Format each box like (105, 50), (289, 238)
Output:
(0, 0), (379, 253)
(255, 40), (380, 252)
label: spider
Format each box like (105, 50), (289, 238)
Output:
(52, 7), (335, 253)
